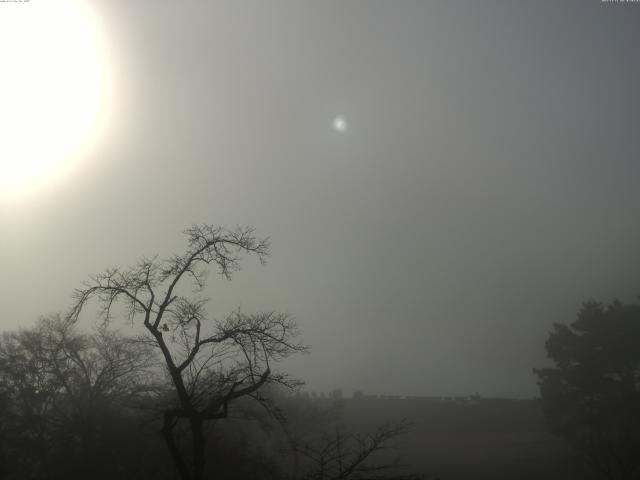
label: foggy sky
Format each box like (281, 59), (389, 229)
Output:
(2, 0), (640, 398)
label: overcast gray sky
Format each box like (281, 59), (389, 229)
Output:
(1, 0), (639, 398)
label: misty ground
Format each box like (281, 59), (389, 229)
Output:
(290, 394), (595, 480)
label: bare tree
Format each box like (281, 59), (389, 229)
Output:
(295, 420), (424, 480)
(67, 224), (307, 480)
(0, 314), (155, 478)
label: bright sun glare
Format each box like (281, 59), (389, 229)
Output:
(0, 0), (110, 200)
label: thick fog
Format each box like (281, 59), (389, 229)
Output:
(1, 0), (639, 398)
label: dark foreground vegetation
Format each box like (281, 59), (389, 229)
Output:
(1, 225), (639, 480)
(0, 349), (599, 480)
(0, 225), (423, 480)
(0, 312), (423, 480)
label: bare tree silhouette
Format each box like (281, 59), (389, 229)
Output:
(68, 224), (307, 480)
(295, 420), (424, 480)
(0, 315), (155, 478)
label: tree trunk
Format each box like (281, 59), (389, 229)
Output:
(162, 412), (192, 480)
(161, 413), (208, 480)
(191, 417), (206, 480)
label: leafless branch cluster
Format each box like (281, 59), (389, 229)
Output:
(296, 420), (418, 480)
(178, 310), (306, 413)
(68, 226), (269, 325)
(65, 224), (304, 480)
(0, 314), (156, 427)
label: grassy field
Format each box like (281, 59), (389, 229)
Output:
(314, 396), (597, 480)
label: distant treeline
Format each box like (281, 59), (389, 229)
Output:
(296, 390), (512, 403)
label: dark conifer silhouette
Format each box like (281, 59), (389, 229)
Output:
(535, 299), (640, 480)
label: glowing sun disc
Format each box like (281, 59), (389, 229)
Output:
(0, 0), (110, 199)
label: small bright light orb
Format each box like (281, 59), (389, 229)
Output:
(332, 116), (348, 133)
(0, 0), (111, 201)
